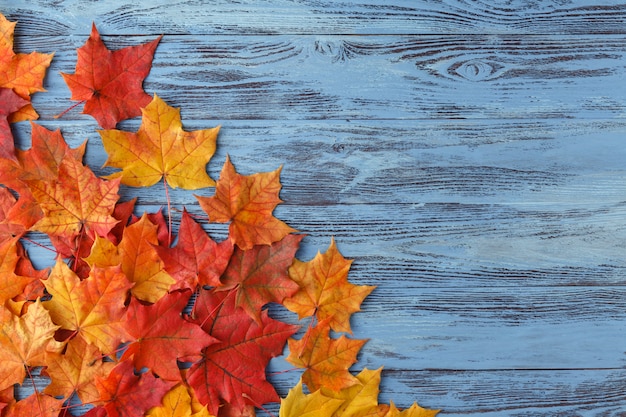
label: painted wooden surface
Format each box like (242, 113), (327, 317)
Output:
(3, 0), (626, 415)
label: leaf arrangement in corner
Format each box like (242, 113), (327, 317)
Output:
(0, 13), (440, 417)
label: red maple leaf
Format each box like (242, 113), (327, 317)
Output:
(60, 24), (161, 129)
(155, 210), (234, 290)
(187, 288), (298, 416)
(122, 290), (217, 381)
(217, 233), (303, 322)
(95, 360), (175, 417)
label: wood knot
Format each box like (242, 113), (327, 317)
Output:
(449, 59), (505, 82)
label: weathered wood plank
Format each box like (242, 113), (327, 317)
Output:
(4, 1), (626, 36)
(13, 118), (626, 207)
(7, 35), (626, 121)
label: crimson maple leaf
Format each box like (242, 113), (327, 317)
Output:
(187, 288), (298, 416)
(61, 23), (161, 129)
(122, 290), (217, 381)
(155, 210), (233, 290)
(95, 360), (176, 417)
(217, 233), (303, 323)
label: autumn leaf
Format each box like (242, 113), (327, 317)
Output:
(187, 289), (298, 416)
(0, 300), (63, 391)
(284, 237), (375, 334)
(279, 380), (344, 417)
(60, 23), (161, 129)
(43, 260), (132, 355)
(155, 209), (233, 290)
(0, 238), (36, 303)
(118, 213), (175, 303)
(26, 153), (121, 239)
(0, 13), (53, 122)
(122, 290), (217, 381)
(44, 336), (116, 404)
(287, 319), (367, 392)
(324, 368), (387, 417)
(146, 384), (214, 417)
(95, 360), (176, 417)
(385, 401), (440, 417)
(196, 156), (296, 250)
(0, 88), (27, 160)
(3, 393), (64, 417)
(100, 94), (219, 189)
(217, 233), (302, 323)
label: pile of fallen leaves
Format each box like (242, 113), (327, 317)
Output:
(0, 13), (439, 417)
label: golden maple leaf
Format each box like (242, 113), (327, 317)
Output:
(100, 94), (219, 189)
(43, 260), (132, 355)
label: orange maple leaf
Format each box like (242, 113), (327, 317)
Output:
(284, 237), (375, 334)
(26, 153), (121, 239)
(0, 88), (27, 160)
(100, 94), (220, 189)
(43, 260), (132, 355)
(0, 238), (36, 304)
(196, 156), (296, 250)
(118, 213), (175, 303)
(44, 336), (115, 404)
(286, 319), (367, 392)
(0, 13), (53, 123)
(0, 300), (63, 391)
(60, 23), (161, 129)
(3, 393), (64, 417)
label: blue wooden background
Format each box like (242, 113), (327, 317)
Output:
(3, 1), (626, 415)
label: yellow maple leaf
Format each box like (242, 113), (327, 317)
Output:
(385, 401), (440, 417)
(100, 93), (219, 189)
(323, 368), (386, 417)
(279, 379), (344, 417)
(146, 384), (214, 417)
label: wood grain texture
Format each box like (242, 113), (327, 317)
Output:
(3, 1), (626, 35)
(4, 0), (626, 415)
(6, 34), (626, 120)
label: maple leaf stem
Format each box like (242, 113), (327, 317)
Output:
(21, 236), (57, 254)
(163, 176), (172, 246)
(53, 99), (87, 120)
(24, 365), (45, 415)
